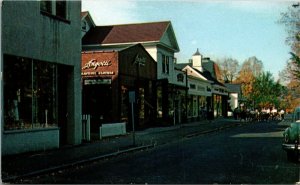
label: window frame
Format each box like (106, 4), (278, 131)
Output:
(162, 54), (170, 74)
(40, 0), (70, 24)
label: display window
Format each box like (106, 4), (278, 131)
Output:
(213, 94), (223, 117)
(157, 86), (163, 118)
(187, 95), (193, 117)
(3, 55), (58, 130)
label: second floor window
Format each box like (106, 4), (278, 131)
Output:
(41, 0), (67, 20)
(162, 54), (169, 74)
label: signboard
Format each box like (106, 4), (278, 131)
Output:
(82, 52), (117, 77)
(133, 54), (146, 67)
(129, 91), (136, 103)
(82, 59), (112, 70)
(84, 79), (112, 85)
(82, 71), (114, 76)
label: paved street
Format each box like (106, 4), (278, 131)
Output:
(15, 120), (300, 184)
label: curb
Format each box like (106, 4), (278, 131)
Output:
(3, 120), (246, 183)
(2, 144), (155, 183)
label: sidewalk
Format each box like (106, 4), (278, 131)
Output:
(2, 117), (242, 182)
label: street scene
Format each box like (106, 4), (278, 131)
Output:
(1, 0), (300, 184)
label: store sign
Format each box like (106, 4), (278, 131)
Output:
(82, 59), (112, 70)
(84, 79), (112, 85)
(133, 54), (146, 67)
(81, 71), (114, 76)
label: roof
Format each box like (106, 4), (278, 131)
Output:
(193, 48), (201, 56)
(81, 11), (96, 28)
(82, 21), (179, 51)
(202, 59), (215, 78)
(81, 11), (88, 19)
(175, 63), (225, 87)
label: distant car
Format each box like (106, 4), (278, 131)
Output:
(282, 107), (300, 162)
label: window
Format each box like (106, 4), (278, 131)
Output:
(162, 54), (169, 74)
(40, 0), (52, 13)
(3, 55), (59, 130)
(40, 0), (67, 20)
(190, 84), (196, 89)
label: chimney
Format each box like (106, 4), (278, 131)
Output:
(192, 48), (203, 72)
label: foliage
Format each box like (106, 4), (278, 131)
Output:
(251, 72), (285, 109)
(278, 3), (300, 111)
(234, 56), (263, 101)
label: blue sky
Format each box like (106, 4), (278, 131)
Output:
(82, 0), (297, 79)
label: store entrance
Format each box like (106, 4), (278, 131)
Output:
(82, 83), (112, 138)
(57, 66), (69, 145)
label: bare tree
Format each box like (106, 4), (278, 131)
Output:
(217, 57), (240, 83)
(278, 4), (300, 55)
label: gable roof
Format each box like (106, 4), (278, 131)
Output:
(81, 11), (96, 27)
(175, 62), (225, 87)
(82, 21), (180, 52)
(81, 11), (88, 19)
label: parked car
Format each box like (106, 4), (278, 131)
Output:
(282, 107), (300, 162)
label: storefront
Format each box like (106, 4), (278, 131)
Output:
(2, 55), (76, 154)
(212, 85), (229, 118)
(82, 44), (157, 133)
(187, 76), (212, 121)
(2, 1), (82, 156)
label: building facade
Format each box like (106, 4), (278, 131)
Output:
(81, 16), (184, 125)
(82, 44), (157, 132)
(225, 83), (242, 113)
(1, 1), (82, 155)
(176, 49), (229, 120)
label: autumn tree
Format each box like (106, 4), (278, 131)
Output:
(216, 57), (240, 83)
(235, 56), (264, 102)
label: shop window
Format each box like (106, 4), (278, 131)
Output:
(190, 84), (196, 89)
(3, 55), (58, 130)
(139, 88), (145, 120)
(157, 86), (163, 118)
(162, 54), (169, 74)
(40, 0), (68, 20)
(187, 95), (193, 117)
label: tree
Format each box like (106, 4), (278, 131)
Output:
(278, 4), (300, 54)
(234, 56), (264, 102)
(217, 57), (240, 83)
(251, 72), (284, 109)
(239, 56), (263, 77)
(278, 3), (300, 111)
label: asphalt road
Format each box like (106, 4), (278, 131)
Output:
(17, 120), (300, 184)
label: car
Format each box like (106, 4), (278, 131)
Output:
(282, 107), (300, 162)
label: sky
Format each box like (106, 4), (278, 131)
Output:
(82, 0), (297, 80)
